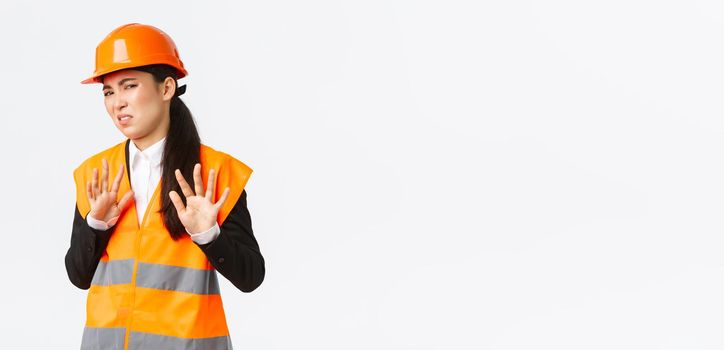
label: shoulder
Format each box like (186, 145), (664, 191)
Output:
(200, 143), (254, 225)
(73, 139), (127, 175)
(70, 139), (127, 217)
(200, 143), (253, 175)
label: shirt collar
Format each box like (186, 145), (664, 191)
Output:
(129, 136), (166, 168)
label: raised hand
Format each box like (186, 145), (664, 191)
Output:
(169, 163), (230, 234)
(87, 158), (135, 222)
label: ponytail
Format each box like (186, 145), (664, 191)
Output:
(134, 64), (201, 240)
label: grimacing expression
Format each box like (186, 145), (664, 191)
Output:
(101, 69), (170, 140)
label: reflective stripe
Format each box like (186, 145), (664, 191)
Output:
(81, 327), (126, 350)
(129, 331), (232, 350)
(136, 262), (220, 295)
(91, 259), (134, 286)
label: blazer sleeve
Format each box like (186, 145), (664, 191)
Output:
(196, 189), (265, 293)
(64, 203), (116, 290)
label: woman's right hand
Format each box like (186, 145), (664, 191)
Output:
(87, 158), (134, 223)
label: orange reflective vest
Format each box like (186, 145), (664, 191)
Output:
(72, 139), (252, 349)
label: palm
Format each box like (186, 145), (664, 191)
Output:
(169, 163), (230, 234)
(177, 196), (217, 232)
(87, 158), (134, 222)
(91, 191), (121, 218)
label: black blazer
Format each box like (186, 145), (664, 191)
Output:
(64, 140), (265, 293)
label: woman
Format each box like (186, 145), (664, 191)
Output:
(64, 23), (265, 349)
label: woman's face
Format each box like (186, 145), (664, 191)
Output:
(101, 69), (173, 147)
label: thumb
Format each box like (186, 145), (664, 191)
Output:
(117, 190), (135, 211)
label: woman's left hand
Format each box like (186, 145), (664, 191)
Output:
(169, 163), (231, 234)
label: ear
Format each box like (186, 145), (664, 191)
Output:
(161, 76), (176, 101)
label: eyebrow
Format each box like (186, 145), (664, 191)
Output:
(102, 77), (138, 90)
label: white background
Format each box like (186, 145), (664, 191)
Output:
(1, 0), (723, 348)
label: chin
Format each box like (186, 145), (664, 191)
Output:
(117, 128), (139, 140)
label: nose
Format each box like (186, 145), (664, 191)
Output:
(113, 93), (128, 113)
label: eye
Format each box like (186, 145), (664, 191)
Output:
(125, 84), (137, 89)
(103, 90), (113, 97)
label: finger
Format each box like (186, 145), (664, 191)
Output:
(111, 163), (124, 193)
(214, 187), (231, 209)
(86, 181), (94, 201)
(91, 168), (99, 198)
(205, 168), (215, 201)
(193, 163), (204, 197)
(117, 190), (135, 211)
(169, 190), (186, 214)
(101, 158), (109, 193)
(175, 169), (195, 198)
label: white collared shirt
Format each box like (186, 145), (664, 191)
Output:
(86, 137), (220, 244)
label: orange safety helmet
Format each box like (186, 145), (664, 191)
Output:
(81, 23), (188, 84)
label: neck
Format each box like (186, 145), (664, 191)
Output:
(132, 113), (170, 151)
(132, 134), (165, 151)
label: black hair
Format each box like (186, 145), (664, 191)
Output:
(113, 64), (201, 240)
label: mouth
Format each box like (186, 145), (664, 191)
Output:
(117, 114), (133, 126)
